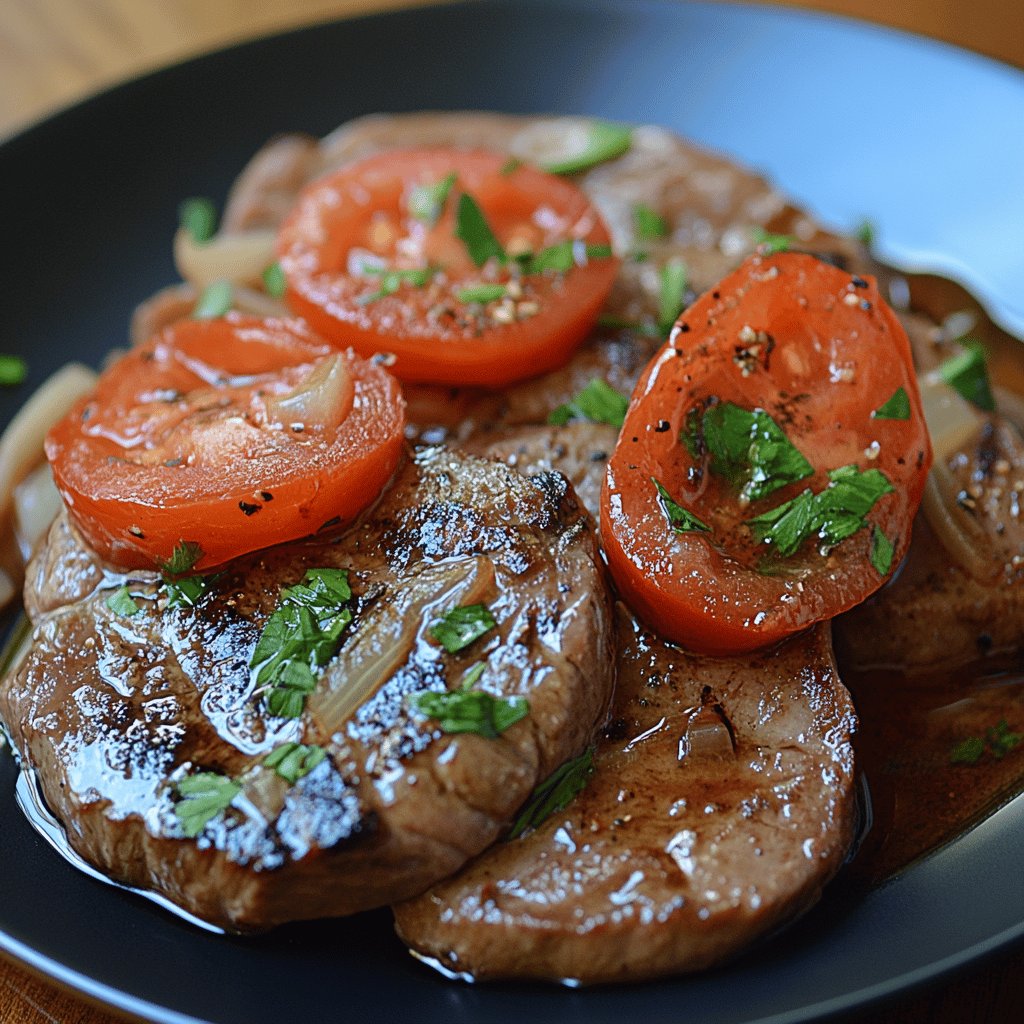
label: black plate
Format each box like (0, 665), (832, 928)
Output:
(1, 2), (1022, 1022)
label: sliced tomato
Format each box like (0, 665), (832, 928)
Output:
(46, 315), (406, 570)
(277, 148), (618, 388)
(601, 252), (932, 655)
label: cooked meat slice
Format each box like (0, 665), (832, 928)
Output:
(394, 614), (856, 983)
(0, 448), (614, 932)
(465, 421), (618, 524)
(836, 411), (1024, 671)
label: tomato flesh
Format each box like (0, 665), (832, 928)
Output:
(46, 315), (406, 570)
(278, 148), (618, 388)
(601, 252), (933, 655)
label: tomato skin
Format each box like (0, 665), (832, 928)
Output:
(600, 252), (932, 655)
(46, 315), (406, 571)
(277, 148), (619, 388)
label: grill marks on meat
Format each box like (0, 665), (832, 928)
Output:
(394, 614), (857, 983)
(0, 448), (614, 931)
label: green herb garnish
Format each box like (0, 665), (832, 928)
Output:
(262, 261), (286, 298)
(251, 568), (354, 719)
(174, 772), (240, 837)
(751, 227), (794, 255)
(456, 193), (506, 267)
(870, 526), (895, 576)
(0, 355), (27, 386)
(855, 219), (876, 248)
(457, 283), (508, 304)
(872, 387), (911, 420)
(500, 157), (522, 176)
(521, 240), (613, 275)
(653, 478), (711, 534)
(596, 314), (660, 338)
(700, 402), (813, 503)
(549, 379), (629, 429)
(509, 746), (596, 838)
(356, 265), (435, 305)
(159, 540), (204, 576)
(264, 742), (327, 784)
(542, 120), (633, 175)
(951, 720), (1022, 765)
(633, 203), (668, 241)
(106, 586), (141, 617)
(411, 677), (529, 739)
(938, 341), (995, 412)
(178, 197), (217, 244)
(408, 171), (457, 226)
(657, 258), (688, 335)
(430, 603), (497, 653)
(193, 280), (233, 319)
(748, 464), (894, 558)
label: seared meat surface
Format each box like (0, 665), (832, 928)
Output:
(836, 411), (1024, 671)
(1, 448), (614, 931)
(394, 615), (857, 982)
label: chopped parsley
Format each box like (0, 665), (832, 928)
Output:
(596, 314), (660, 338)
(356, 265), (435, 305)
(264, 742), (327, 784)
(106, 586), (141, 617)
(751, 227), (794, 255)
(408, 171), (457, 226)
(542, 120), (633, 175)
(159, 540), (203, 576)
(658, 258), (688, 335)
(872, 386), (911, 420)
(430, 603), (496, 653)
(870, 526), (895, 576)
(855, 219), (876, 248)
(178, 196), (217, 243)
(456, 193), (506, 267)
(747, 464), (894, 558)
(520, 240), (612, 275)
(938, 341), (995, 412)
(411, 675), (529, 739)
(653, 478), (711, 534)
(0, 355), (27, 386)
(174, 772), (240, 837)
(549, 379), (629, 429)
(193, 280), (233, 319)
(509, 746), (596, 838)
(951, 720), (1022, 765)
(457, 283), (508, 304)
(262, 261), (287, 298)
(698, 401), (813, 503)
(251, 568), (354, 719)
(633, 203), (668, 241)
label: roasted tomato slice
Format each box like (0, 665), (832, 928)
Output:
(277, 148), (618, 387)
(601, 252), (932, 655)
(46, 315), (406, 570)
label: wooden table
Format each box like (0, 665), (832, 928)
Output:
(1, 1), (1021, 1021)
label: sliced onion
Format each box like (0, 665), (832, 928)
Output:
(308, 556), (496, 738)
(263, 354), (354, 432)
(173, 227), (277, 289)
(0, 363), (97, 527)
(14, 462), (62, 562)
(918, 372), (994, 580)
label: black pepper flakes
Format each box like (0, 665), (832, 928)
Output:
(239, 501), (261, 516)
(259, 491), (274, 502)
(654, 420), (671, 433)
(851, 275), (868, 289)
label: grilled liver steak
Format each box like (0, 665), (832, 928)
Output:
(0, 447), (614, 931)
(394, 615), (857, 982)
